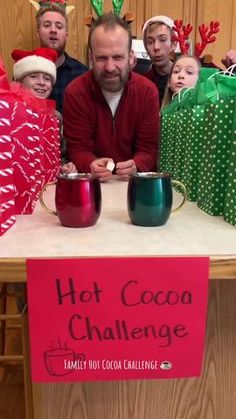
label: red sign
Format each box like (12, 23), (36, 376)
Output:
(27, 257), (209, 382)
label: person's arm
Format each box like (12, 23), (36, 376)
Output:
(132, 83), (159, 172)
(221, 50), (236, 68)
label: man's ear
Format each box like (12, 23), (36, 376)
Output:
(88, 49), (93, 69)
(129, 50), (136, 69)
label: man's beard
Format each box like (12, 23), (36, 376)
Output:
(95, 68), (130, 93)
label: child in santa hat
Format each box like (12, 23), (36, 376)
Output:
(11, 47), (77, 174)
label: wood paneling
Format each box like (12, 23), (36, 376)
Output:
(196, 0), (236, 67)
(0, 0), (33, 78)
(0, 0), (235, 78)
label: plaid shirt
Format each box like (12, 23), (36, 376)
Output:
(50, 52), (88, 114)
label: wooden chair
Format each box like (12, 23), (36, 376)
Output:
(0, 281), (34, 419)
(0, 283), (24, 363)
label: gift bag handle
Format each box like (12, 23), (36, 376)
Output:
(222, 64), (236, 77)
(172, 87), (194, 103)
(206, 71), (221, 100)
(206, 65), (236, 101)
(207, 65), (236, 80)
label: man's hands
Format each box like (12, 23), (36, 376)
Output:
(116, 159), (137, 180)
(90, 158), (114, 181)
(90, 158), (137, 181)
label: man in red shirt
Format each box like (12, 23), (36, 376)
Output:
(63, 12), (159, 181)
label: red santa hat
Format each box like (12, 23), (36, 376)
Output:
(11, 47), (57, 84)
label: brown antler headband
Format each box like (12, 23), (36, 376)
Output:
(29, 0), (75, 15)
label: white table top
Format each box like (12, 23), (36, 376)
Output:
(0, 177), (235, 258)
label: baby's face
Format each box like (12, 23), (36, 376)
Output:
(169, 57), (200, 93)
(21, 72), (53, 99)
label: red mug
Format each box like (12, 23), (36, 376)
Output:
(40, 173), (102, 228)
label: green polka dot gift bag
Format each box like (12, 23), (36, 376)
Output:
(160, 68), (218, 201)
(223, 99), (236, 226)
(160, 90), (198, 200)
(197, 98), (235, 216)
(197, 67), (236, 225)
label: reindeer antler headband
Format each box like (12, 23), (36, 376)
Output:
(84, 0), (135, 27)
(29, 0), (75, 15)
(90, 0), (125, 17)
(172, 19), (220, 57)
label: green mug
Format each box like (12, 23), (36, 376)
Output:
(127, 172), (187, 227)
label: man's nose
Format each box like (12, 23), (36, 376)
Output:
(104, 58), (116, 72)
(49, 24), (57, 32)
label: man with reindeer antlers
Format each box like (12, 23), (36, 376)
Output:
(29, 0), (88, 113)
(63, 1), (159, 181)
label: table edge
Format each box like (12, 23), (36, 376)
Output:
(0, 256), (236, 282)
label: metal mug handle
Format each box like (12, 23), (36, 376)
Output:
(171, 180), (187, 213)
(39, 182), (57, 216)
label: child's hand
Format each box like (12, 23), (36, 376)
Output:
(61, 162), (77, 174)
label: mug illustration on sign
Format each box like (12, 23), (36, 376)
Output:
(44, 346), (86, 376)
(160, 360), (172, 370)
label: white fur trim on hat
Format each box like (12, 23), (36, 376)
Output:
(142, 15), (174, 34)
(13, 55), (56, 84)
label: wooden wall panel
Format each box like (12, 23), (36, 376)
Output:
(196, 0), (235, 67)
(144, 0), (184, 22)
(0, 0), (33, 78)
(0, 0), (235, 78)
(129, 0), (144, 38)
